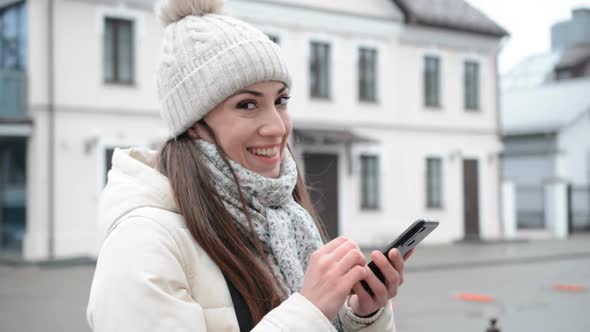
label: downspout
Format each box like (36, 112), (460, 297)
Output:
(47, 0), (55, 260)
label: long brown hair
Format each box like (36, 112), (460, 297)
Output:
(157, 130), (328, 323)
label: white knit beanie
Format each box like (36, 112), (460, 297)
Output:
(154, 0), (292, 138)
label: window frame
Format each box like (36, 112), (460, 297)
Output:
(0, 2), (27, 71)
(358, 47), (378, 103)
(103, 17), (135, 85)
(464, 60), (480, 111)
(423, 55), (441, 109)
(266, 33), (280, 45)
(309, 41), (331, 99)
(425, 157), (443, 209)
(97, 141), (135, 192)
(360, 154), (380, 210)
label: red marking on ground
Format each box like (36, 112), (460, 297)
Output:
(552, 284), (586, 293)
(454, 293), (495, 303)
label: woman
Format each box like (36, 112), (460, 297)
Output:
(87, 0), (411, 331)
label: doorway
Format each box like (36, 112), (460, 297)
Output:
(0, 137), (27, 255)
(463, 159), (480, 240)
(303, 153), (339, 240)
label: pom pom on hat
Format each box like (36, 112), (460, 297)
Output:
(155, 0), (224, 26)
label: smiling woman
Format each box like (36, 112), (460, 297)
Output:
(86, 0), (406, 331)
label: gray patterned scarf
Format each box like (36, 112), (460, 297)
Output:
(197, 139), (324, 295)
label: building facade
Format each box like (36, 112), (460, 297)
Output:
(1, 0), (506, 261)
(502, 8), (590, 238)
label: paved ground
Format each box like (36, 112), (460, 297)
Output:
(396, 252), (590, 332)
(0, 264), (93, 332)
(1, 235), (589, 332)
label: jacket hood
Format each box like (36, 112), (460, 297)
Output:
(97, 147), (179, 248)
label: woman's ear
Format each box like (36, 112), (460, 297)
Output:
(189, 120), (214, 143)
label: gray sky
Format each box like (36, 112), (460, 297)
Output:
(465, 0), (590, 73)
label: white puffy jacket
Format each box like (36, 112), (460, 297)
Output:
(87, 147), (396, 331)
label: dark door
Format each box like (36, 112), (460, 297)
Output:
(463, 159), (480, 240)
(0, 137), (27, 254)
(303, 153), (339, 240)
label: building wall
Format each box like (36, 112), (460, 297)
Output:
(53, 1), (162, 111)
(25, 0), (50, 260)
(343, 129), (501, 246)
(237, 1), (503, 244)
(247, 0), (404, 20)
(502, 154), (556, 186)
(24, 0), (504, 259)
(25, 0), (168, 259)
(502, 133), (559, 188)
(558, 109), (590, 185)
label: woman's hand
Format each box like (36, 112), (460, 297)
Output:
(300, 236), (368, 321)
(348, 248), (415, 317)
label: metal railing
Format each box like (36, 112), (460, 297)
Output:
(0, 69), (27, 118)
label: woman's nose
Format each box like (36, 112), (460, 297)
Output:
(258, 106), (286, 137)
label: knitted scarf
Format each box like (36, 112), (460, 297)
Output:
(197, 139), (344, 330)
(197, 139), (324, 294)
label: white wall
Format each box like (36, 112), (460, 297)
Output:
(27, 0), (49, 106)
(51, 110), (166, 258)
(342, 129), (501, 246)
(53, 1), (162, 111)
(502, 155), (556, 186)
(246, 0), (403, 20)
(395, 27), (500, 133)
(25, 0), (168, 259)
(558, 109), (590, 185)
(24, 0), (504, 259)
(235, 1), (503, 245)
(25, 0), (50, 260)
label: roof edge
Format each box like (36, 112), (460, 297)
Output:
(392, 0), (509, 38)
(409, 20), (508, 38)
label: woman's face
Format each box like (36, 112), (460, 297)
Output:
(195, 80), (292, 178)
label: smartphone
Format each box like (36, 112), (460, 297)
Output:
(360, 219), (439, 296)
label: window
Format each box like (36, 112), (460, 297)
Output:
(104, 17), (134, 84)
(358, 48), (378, 102)
(267, 34), (280, 44)
(464, 61), (480, 110)
(104, 147), (115, 185)
(360, 155), (380, 210)
(426, 157), (443, 208)
(555, 68), (572, 80)
(0, 2), (27, 70)
(423, 56), (440, 108)
(309, 41), (331, 98)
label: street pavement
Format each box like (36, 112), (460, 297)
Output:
(394, 235), (590, 332)
(1, 234), (589, 332)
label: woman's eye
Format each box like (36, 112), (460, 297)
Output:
(276, 96), (291, 106)
(237, 101), (257, 110)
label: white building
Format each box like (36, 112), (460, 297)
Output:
(1, 0), (507, 261)
(502, 79), (590, 237)
(501, 8), (590, 239)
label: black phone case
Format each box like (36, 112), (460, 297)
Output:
(360, 219), (439, 296)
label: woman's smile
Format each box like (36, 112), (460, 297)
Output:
(246, 144), (282, 165)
